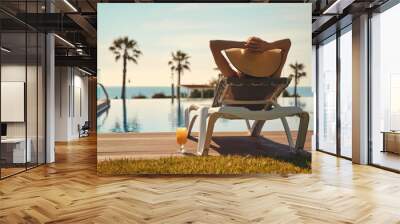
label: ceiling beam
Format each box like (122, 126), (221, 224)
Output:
(323, 0), (356, 14)
(67, 13), (97, 46)
(55, 55), (96, 69)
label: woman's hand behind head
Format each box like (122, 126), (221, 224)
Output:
(245, 36), (268, 53)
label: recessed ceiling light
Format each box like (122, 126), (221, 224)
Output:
(78, 67), (93, 76)
(54, 34), (75, 48)
(63, 0), (78, 12)
(1, 47), (11, 53)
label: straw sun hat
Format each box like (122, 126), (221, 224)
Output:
(224, 48), (282, 77)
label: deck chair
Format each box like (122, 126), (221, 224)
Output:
(184, 76), (309, 156)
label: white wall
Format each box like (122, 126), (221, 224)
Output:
(54, 67), (89, 141)
(71, 73), (89, 138)
(55, 67), (70, 141)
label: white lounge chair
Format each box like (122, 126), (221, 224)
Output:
(184, 76), (309, 156)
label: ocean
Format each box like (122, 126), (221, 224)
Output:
(97, 86), (185, 99)
(97, 86), (313, 99)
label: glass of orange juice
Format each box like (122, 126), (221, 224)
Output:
(176, 127), (188, 153)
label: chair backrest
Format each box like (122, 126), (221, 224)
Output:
(212, 76), (291, 110)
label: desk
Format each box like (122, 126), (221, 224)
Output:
(1, 138), (31, 163)
(382, 131), (400, 154)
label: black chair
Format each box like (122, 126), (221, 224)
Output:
(79, 121), (90, 138)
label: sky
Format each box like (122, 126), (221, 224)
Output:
(97, 3), (311, 87)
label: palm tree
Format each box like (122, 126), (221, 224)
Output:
(109, 37), (142, 132)
(109, 37), (142, 99)
(289, 62), (307, 107)
(168, 50), (190, 101)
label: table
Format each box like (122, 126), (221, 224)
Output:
(1, 138), (31, 163)
(382, 131), (400, 154)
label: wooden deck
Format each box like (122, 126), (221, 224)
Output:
(97, 131), (312, 161)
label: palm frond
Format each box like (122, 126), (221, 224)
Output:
(127, 56), (138, 63)
(169, 50), (191, 78)
(110, 36), (141, 64)
(299, 72), (307, 77)
(182, 64), (190, 71)
(133, 49), (142, 55)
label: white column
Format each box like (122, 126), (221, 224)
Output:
(352, 14), (369, 164)
(46, 33), (55, 163)
(45, 0), (55, 163)
(312, 45), (317, 150)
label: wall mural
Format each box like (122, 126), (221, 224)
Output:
(97, 3), (313, 175)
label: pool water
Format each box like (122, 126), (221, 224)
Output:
(97, 98), (314, 133)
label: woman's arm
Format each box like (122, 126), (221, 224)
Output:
(210, 38), (291, 78)
(266, 39), (291, 77)
(209, 40), (246, 77)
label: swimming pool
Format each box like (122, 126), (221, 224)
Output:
(97, 97), (314, 133)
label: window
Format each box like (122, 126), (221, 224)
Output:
(317, 36), (337, 154)
(339, 28), (352, 158)
(370, 3), (400, 171)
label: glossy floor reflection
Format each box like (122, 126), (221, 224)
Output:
(0, 135), (400, 223)
(372, 150), (400, 171)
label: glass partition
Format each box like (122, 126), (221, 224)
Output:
(0, 1), (46, 179)
(0, 31), (28, 177)
(38, 32), (45, 165)
(27, 30), (38, 169)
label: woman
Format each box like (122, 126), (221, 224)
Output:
(209, 37), (291, 78)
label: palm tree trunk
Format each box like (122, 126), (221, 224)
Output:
(177, 98), (182, 127)
(171, 83), (175, 103)
(177, 69), (181, 101)
(171, 81), (175, 103)
(122, 55), (127, 99)
(123, 97), (128, 132)
(122, 54), (128, 132)
(294, 70), (298, 107)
